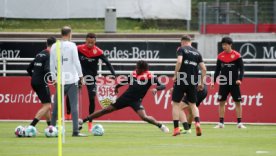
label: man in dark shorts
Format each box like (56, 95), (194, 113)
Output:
(78, 60), (169, 133)
(179, 85), (208, 134)
(172, 35), (207, 136)
(66, 33), (116, 132)
(27, 36), (56, 127)
(212, 37), (246, 129)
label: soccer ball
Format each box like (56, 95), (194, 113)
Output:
(25, 125), (37, 137)
(78, 119), (83, 130)
(15, 125), (25, 137)
(44, 126), (58, 137)
(91, 124), (104, 136)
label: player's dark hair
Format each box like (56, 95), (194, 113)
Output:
(61, 26), (71, 36)
(221, 37), (233, 45)
(181, 35), (192, 42)
(136, 60), (149, 75)
(86, 33), (96, 39)
(46, 36), (56, 47)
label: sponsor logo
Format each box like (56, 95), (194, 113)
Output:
(0, 49), (20, 58)
(239, 43), (257, 58)
(154, 90), (264, 111)
(104, 47), (160, 59)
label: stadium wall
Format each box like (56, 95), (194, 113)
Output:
(0, 77), (275, 123)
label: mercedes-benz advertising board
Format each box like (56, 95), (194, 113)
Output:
(0, 41), (197, 59)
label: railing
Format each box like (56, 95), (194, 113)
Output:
(198, 1), (276, 33)
(1, 58), (276, 77)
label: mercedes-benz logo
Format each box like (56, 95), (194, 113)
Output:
(239, 43), (257, 59)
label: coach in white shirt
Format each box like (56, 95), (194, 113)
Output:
(50, 26), (86, 137)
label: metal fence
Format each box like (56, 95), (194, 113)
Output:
(199, 1), (276, 33)
(1, 58), (276, 77)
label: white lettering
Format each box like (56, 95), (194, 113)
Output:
(104, 47), (160, 59)
(0, 49), (21, 58)
(132, 47), (140, 58)
(213, 93), (220, 105)
(202, 92), (264, 110)
(203, 95), (212, 105)
(5, 94), (10, 103)
(154, 90), (171, 109)
(0, 94), (4, 103)
(154, 50), (159, 58)
(140, 50), (146, 58)
(263, 46), (275, 59)
(164, 90), (171, 109)
(0, 91), (55, 104)
(154, 91), (165, 105)
(227, 96), (236, 110)
(117, 50), (123, 58)
(256, 92), (264, 106)
(25, 91), (32, 103)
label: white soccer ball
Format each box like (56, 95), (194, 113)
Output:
(78, 119), (83, 130)
(15, 125), (25, 137)
(25, 125), (37, 137)
(44, 126), (58, 137)
(91, 124), (104, 136)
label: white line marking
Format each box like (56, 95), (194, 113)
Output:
(256, 151), (269, 154)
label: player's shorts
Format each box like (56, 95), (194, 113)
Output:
(183, 85), (208, 107)
(218, 84), (242, 102)
(172, 83), (197, 103)
(31, 83), (51, 104)
(111, 96), (144, 112)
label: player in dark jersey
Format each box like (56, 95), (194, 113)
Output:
(66, 33), (116, 131)
(172, 35), (207, 136)
(26, 36), (56, 127)
(212, 37), (246, 129)
(78, 60), (170, 133)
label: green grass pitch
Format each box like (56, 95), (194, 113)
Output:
(0, 121), (276, 156)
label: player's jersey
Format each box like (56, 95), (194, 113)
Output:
(116, 70), (165, 100)
(27, 49), (50, 85)
(214, 50), (244, 85)
(176, 46), (203, 84)
(78, 44), (115, 77)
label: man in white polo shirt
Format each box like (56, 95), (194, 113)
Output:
(50, 26), (86, 137)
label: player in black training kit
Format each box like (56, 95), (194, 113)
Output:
(26, 37), (56, 127)
(172, 35), (207, 136)
(78, 60), (170, 133)
(66, 33), (116, 131)
(212, 37), (246, 129)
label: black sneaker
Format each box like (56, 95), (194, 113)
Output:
(72, 132), (87, 137)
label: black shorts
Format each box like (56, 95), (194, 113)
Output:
(183, 85), (208, 107)
(218, 84), (242, 102)
(111, 96), (144, 112)
(31, 83), (51, 103)
(172, 83), (197, 103)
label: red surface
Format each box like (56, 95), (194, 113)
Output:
(0, 77), (275, 123)
(201, 24), (276, 34)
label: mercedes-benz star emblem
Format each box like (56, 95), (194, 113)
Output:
(239, 43), (257, 59)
